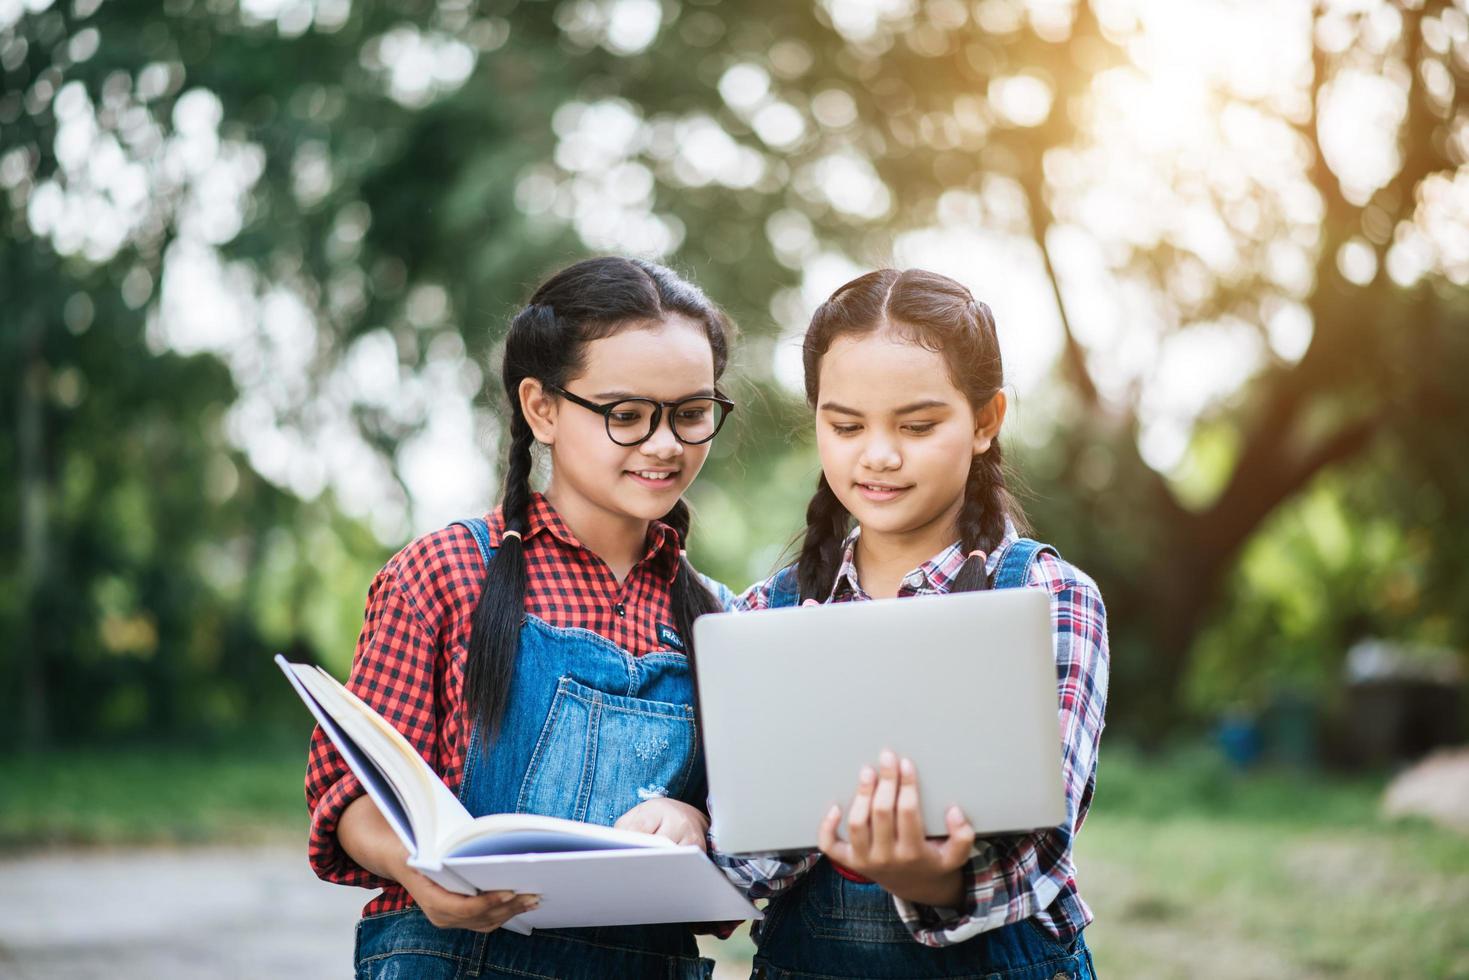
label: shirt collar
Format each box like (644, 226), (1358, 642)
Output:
(827, 520), (1021, 600)
(489, 492), (682, 581)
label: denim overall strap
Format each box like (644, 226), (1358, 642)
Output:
(990, 538), (1058, 591)
(767, 565), (802, 609)
(453, 517), (496, 567)
(355, 517), (713, 980)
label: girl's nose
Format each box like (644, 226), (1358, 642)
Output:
(640, 421), (684, 460)
(859, 435), (901, 471)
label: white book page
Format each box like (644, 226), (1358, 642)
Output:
(434, 847), (761, 932)
(438, 812), (678, 859)
(289, 663), (449, 858)
(275, 656), (419, 854)
(306, 666), (475, 857)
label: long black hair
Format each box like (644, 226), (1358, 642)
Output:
(795, 268), (1027, 602)
(465, 257), (734, 738)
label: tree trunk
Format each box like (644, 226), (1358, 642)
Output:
(17, 314), (50, 751)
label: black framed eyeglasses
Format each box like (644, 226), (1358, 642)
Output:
(543, 382), (735, 447)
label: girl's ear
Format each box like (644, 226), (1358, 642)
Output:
(972, 390), (1007, 456)
(520, 378), (558, 445)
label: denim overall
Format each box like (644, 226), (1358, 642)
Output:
(749, 538), (1097, 980)
(354, 518), (714, 980)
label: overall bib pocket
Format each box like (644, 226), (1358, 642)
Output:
(799, 868), (919, 945)
(516, 675), (698, 826)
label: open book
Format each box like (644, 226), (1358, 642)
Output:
(277, 655), (759, 934)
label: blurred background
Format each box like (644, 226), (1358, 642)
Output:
(3, 0), (1468, 976)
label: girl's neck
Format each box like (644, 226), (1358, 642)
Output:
(541, 483), (650, 583)
(853, 499), (964, 599)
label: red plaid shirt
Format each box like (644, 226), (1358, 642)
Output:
(304, 492), (687, 916)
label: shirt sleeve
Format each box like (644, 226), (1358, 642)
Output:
(891, 557), (1110, 946)
(697, 572), (739, 612)
(732, 576), (774, 612)
(708, 845), (824, 900)
(304, 563), (442, 889)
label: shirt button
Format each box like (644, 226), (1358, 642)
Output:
(613, 602), (626, 617)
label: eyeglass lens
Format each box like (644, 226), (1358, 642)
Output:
(605, 398), (726, 445)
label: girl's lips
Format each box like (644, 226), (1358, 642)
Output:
(626, 470), (681, 490)
(855, 482), (911, 502)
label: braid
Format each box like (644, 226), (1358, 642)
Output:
(950, 438), (1022, 593)
(661, 497), (723, 641)
(463, 414), (534, 739)
(796, 473), (851, 603)
(660, 497), (722, 729)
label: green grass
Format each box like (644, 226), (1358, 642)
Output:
(1078, 747), (1469, 979)
(4, 743), (1467, 977)
(0, 742), (310, 849)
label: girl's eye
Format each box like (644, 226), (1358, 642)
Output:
(903, 423), (937, 435)
(676, 408), (708, 422)
(608, 412), (643, 426)
(831, 424), (861, 435)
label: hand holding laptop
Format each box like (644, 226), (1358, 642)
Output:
(816, 750), (978, 908)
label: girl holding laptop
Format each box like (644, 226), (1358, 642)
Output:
(719, 269), (1108, 979)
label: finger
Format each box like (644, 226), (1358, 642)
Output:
(802, 599), (821, 607)
(935, 806), (977, 870)
(445, 888), (515, 913)
(817, 803), (842, 851)
(895, 757), (925, 846)
(869, 750), (899, 857)
(673, 820), (706, 849)
(476, 893), (540, 933)
(846, 766), (876, 857)
(818, 805), (855, 866)
(428, 888), (516, 928)
(616, 808), (661, 835)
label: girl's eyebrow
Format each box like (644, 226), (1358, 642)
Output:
(893, 398), (951, 414)
(592, 387), (717, 400)
(819, 398), (951, 415)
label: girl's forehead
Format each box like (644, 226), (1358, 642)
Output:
(817, 332), (962, 404)
(573, 316), (715, 394)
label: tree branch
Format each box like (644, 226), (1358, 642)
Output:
(1018, 177), (1103, 411)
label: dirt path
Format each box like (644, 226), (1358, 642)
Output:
(0, 844), (365, 979)
(0, 844), (755, 979)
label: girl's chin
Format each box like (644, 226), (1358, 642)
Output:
(845, 502), (944, 538)
(615, 479), (689, 516)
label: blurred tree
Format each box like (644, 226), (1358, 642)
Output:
(529, 0), (1469, 738)
(4, 0), (1467, 748)
(0, 0), (581, 746)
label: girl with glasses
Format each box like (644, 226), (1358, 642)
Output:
(304, 256), (739, 979)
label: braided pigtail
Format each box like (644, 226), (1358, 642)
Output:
(950, 439), (1012, 592)
(660, 497), (723, 660)
(795, 473), (852, 603)
(463, 412), (535, 737)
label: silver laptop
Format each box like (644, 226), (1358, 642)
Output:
(692, 588), (1066, 855)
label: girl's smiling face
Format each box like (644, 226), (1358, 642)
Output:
(523, 314), (718, 527)
(815, 326), (1003, 543)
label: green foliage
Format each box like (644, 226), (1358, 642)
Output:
(0, 735), (313, 849)
(3, 0), (1468, 748)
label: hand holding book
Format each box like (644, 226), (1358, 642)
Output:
(277, 655), (758, 934)
(337, 794), (540, 933)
